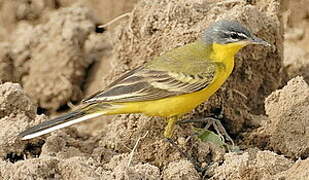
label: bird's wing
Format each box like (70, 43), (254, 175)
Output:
(82, 62), (219, 104)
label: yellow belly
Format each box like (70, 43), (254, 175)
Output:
(140, 73), (227, 117)
(140, 90), (211, 117)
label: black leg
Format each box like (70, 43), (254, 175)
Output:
(178, 117), (234, 146)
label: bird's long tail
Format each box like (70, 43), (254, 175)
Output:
(19, 103), (111, 140)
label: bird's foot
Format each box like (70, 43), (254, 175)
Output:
(178, 117), (234, 147)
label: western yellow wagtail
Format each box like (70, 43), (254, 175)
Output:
(19, 20), (270, 140)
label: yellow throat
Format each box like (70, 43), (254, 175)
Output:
(210, 42), (248, 62)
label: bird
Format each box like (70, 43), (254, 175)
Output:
(19, 20), (270, 141)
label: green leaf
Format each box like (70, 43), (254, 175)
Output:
(195, 128), (241, 152)
(195, 128), (226, 147)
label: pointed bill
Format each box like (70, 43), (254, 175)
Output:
(251, 36), (271, 46)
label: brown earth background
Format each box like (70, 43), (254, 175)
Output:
(0, 0), (309, 179)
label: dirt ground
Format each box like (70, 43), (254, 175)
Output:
(0, 0), (309, 179)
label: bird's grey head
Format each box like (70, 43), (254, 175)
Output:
(203, 20), (270, 46)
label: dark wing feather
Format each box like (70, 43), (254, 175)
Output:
(83, 64), (218, 103)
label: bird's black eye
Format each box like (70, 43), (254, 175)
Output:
(230, 32), (247, 40)
(231, 32), (240, 39)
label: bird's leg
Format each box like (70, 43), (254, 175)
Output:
(179, 115), (234, 146)
(164, 116), (178, 138)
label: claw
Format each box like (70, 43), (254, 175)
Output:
(178, 117), (234, 146)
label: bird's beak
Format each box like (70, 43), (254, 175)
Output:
(250, 36), (271, 46)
